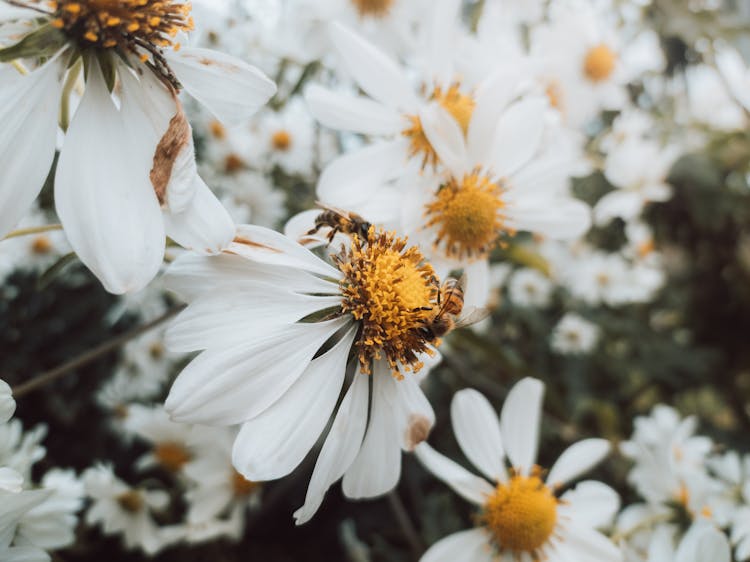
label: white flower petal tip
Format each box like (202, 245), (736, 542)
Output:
(54, 59), (165, 295)
(500, 378), (545, 474)
(420, 528), (493, 562)
(450, 389), (505, 482)
(164, 176), (235, 255)
(547, 439), (611, 489)
(167, 47), (277, 125)
(414, 443), (495, 506)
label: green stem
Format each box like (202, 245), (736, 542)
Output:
(2, 224), (63, 241)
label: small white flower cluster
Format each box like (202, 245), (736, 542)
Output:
(0, 379), (83, 562)
(617, 405), (748, 561)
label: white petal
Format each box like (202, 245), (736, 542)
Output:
(462, 259), (491, 310)
(420, 103), (469, 177)
(284, 209), (327, 248)
(499, 378), (544, 474)
(593, 191), (643, 226)
(317, 139), (411, 209)
(1, 546), (50, 562)
(509, 197), (591, 240)
(547, 439), (611, 489)
(421, 529), (493, 562)
(294, 372), (370, 525)
(0, 468), (23, 493)
(423, 0), (463, 86)
(165, 317), (350, 425)
(305, 85), (403, 135)
(676, 524), (731, 562)
(229, 224), (342, 279)
(559, 481), (620, 530)
(414, 443), (494, 505)
(166, 47), (276, 124)
(328, 22), (418, 111)
(55, 59), (164, 294)
(164, 253), (337, 302)
(232, 327), (356, 481)
(556, 524), (623, 562)
(0, 59), (61, 237)
(467, 69), (522, 163)
(451, 389), (506, 482)
(488, 98), (547, 177)
(163, 175), (234, 254)
(165, 284), (341, 352)
(343, 364), (402, 499)
(395, 374), (435, 451)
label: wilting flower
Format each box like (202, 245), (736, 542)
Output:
(0, 0), (276, 293)
(164, 224), (454, 523)
(416, 379), (621, 562)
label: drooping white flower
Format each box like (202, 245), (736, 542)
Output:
(0, 378), (15, 423)
(415, 380), (621, 562)
(163, 224), (449, 523)
(0, 1), (276, 293)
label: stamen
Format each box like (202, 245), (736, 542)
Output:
(424, 170), (510, 260)
(350, 0), (395, 18)
(335, 228), (440, 377)
(583, 44), (616, 82)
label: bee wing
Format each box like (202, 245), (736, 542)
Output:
(313, 201), (349, 217)
(454, 307), (491, 329)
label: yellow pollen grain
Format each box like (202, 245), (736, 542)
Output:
(584, 44), (617, 82)
(424, 171), (508, 260)
(154, 442), (191, 472)
(350, 0), (395, 18)
(482, 472), (558, 555)
(403, 84), (475, 169)
(271, 130), (293, 152)
(231, 470), (260, 497)
(336, 228), (440, 376)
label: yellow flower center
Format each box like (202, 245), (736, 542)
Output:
(231, 469), (260, 497)
(49, 0), (194, 51)
(403, 84), (476, 169)
(336, 228), (440, 376)
(224, 153), (245, 174)
(209, 120), (227, 140)
(482, 473), (558, 555)
(153, 442), (191, 472)
(350, 0), (395, 18)
(271, 130), (292, 152)
(424, 171), (509, 260)
(583, 44), (616, 83)
(116, 490), (144, 513)
(31, 236), (53, 255)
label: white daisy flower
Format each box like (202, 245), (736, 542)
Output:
(415, 380), (621, 562)
(550, 313), (601, 355)
(0, 0), (276, 293)
(83, 464), (169, 555)
(163, 224), (451, 523)
(507, 268), (554, 308)
(256, 99), (316, 176)
(183, 427), (261, 532)
(124, 404), (201, 474)
(0, 488), (53, 562)
(15, 469), (84, 551)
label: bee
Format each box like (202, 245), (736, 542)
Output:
(306, 204), (372, 244)
(419, 276), (489, 342)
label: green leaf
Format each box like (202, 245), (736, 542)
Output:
(0, 25), (68, 63)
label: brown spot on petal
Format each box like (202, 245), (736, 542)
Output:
(151, 106), (191, 206)
(405, 414), (432, 451)
(233, 236), (282, 253)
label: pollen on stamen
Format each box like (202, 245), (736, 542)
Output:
(424, 170), (511, 261)
(335, 227), (441, 377)
(46, 0), (195, 54)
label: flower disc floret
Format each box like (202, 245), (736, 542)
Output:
(481, 471), (559, 555)
(335, 228), (439, 376)
(583, 44), (616, 82)
(49, 0), (194, 52)
(153, 442), (191, 472)
(424, 171), (509, 260)
(403, 84), (475, 169)
(350, 0), (395, 18)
